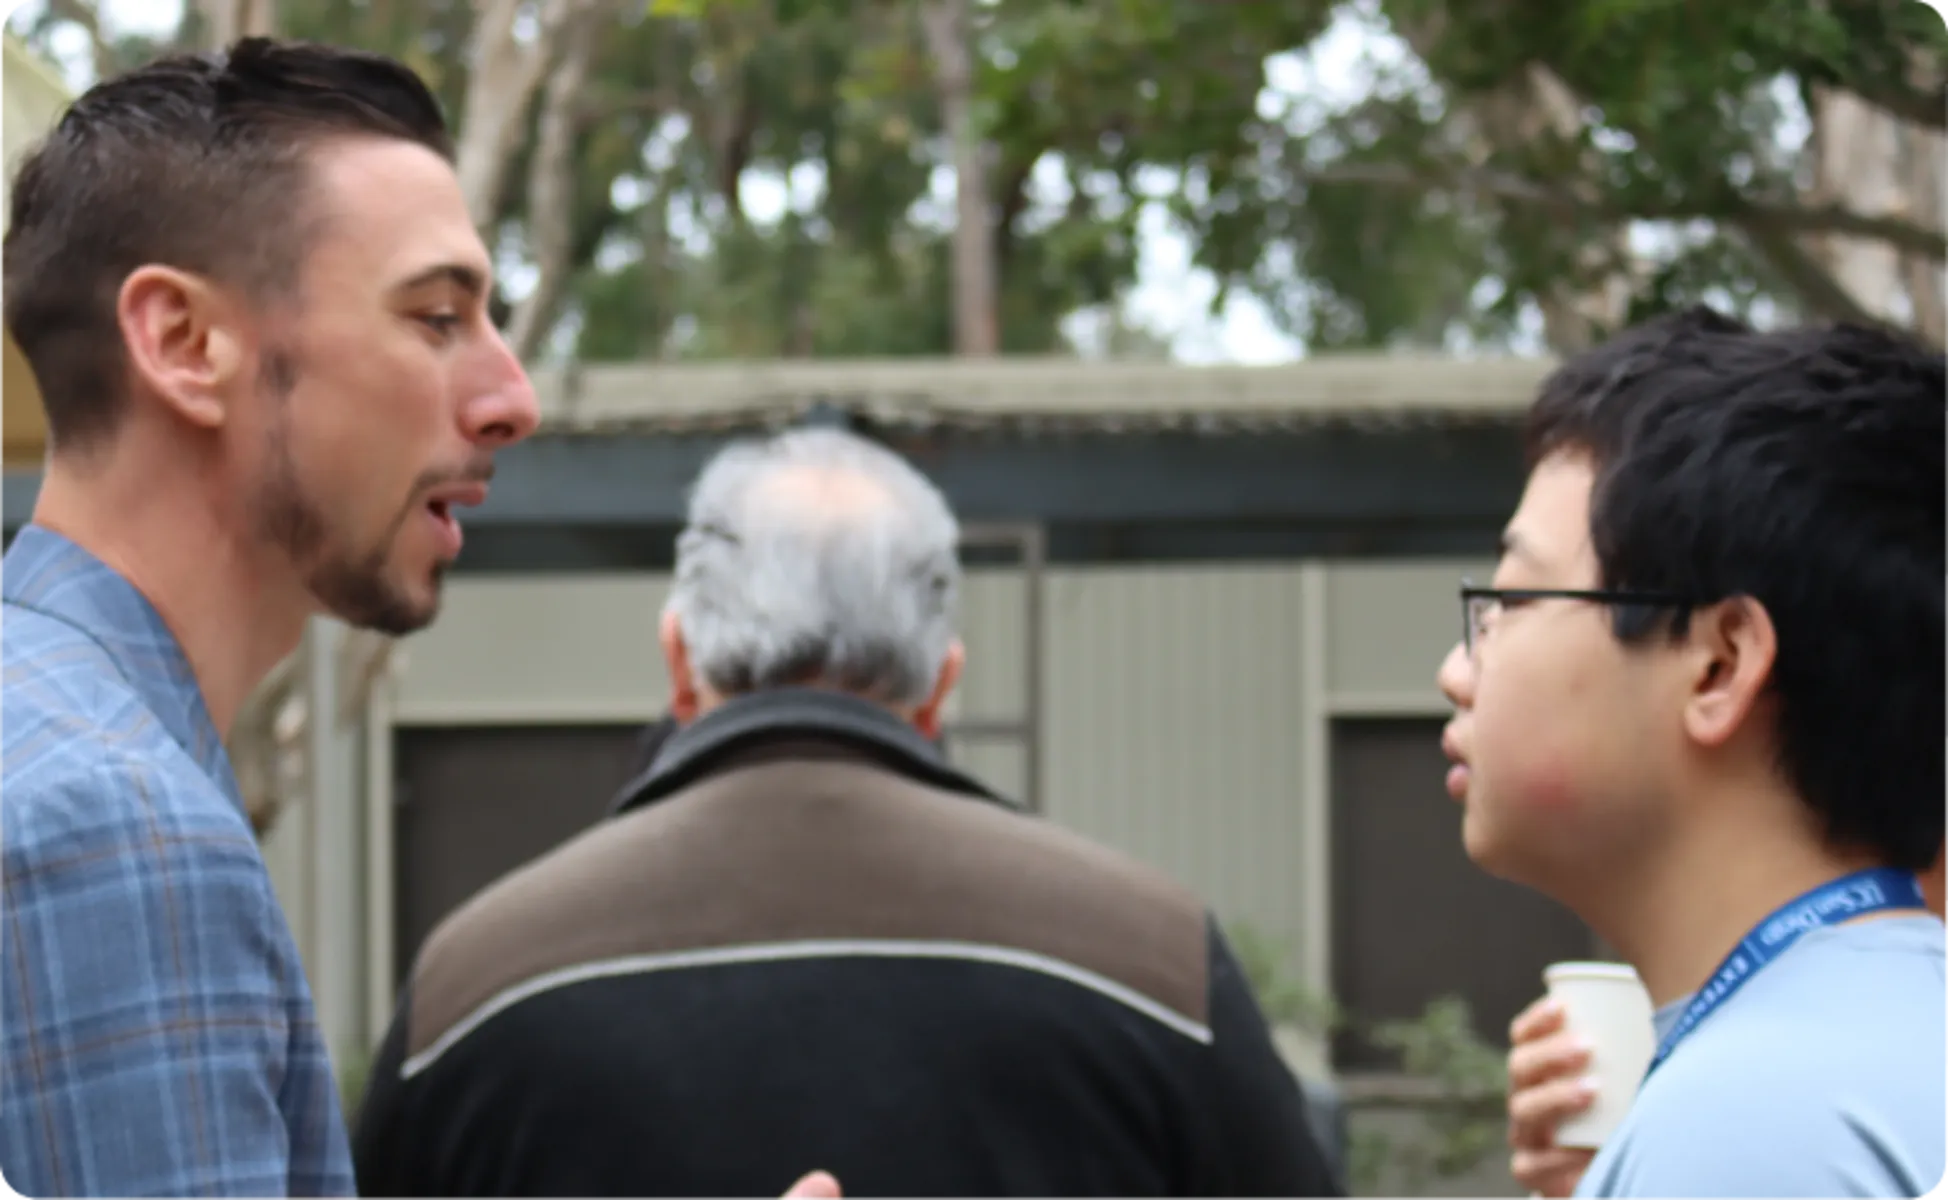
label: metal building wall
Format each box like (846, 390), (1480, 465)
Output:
(1040, 566), (1311, 964)
(922, 565), (1315, 972)
(940, 569), (1032, 801)
(328, 558), (1487, 1053)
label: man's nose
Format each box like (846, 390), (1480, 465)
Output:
(1436, 640), (1473, 708)
(462, 329), (541, 448)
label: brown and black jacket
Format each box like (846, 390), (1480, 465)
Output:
(351, 688), (1342, 1197)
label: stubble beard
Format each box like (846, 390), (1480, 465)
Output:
(251, 347), (443, 638)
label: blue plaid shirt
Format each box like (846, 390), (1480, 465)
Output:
(0, 527), (354, 1196)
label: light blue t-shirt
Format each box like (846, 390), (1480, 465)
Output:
(1577, 914), (1945, 1198)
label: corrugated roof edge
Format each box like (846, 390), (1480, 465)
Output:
(528, 355), (1560, 435)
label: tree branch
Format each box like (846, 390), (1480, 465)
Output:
(576, 87), (682, 125)
(1844, 78), (1948, 132)
(1728, 197), (1946, 259)
(508, 6), (603, 361)
(453, 0), (584, 232)
(1297, 160), (1948, 261)
(715, 96), (757, 216)
(1740, 217), (1892, 332)
(697, 6), (764, 226)
(45, 0), (115, 80)
(191, 0), (275, 49)
(994, 152), (1039, 269)
(1795, 40), (1948, 133)
(921, 0), (998, 356)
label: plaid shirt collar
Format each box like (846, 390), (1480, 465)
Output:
(2, 523), (243, 811)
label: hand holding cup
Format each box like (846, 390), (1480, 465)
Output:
(1505, 994), (1597, 1197)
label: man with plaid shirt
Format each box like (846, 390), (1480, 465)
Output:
(0, 38), (539, 1196)
(0, 34), (870, 1198)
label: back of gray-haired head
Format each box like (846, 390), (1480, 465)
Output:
(667, 427), (961, 707)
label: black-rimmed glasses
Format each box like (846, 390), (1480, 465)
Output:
(1459, 579), (1694, 657)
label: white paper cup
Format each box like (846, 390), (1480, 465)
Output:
(1541, 961), (1656, 1150)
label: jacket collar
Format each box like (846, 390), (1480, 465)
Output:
(608, 687), (1016, 817)
(2, 525), (243, 811)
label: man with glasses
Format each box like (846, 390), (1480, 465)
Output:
(1435, 308), (1944, 1197)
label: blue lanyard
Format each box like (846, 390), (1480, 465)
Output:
(1644, 866), (1928, 1080)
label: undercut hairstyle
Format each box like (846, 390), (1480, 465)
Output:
(3, 37), (452, 452)
(1527, 306), (1945, 870)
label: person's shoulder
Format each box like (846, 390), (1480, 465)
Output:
(3, 608), (206, 793)
(1, 753), (297, 1013)
(1667, 939), (1942, 1088)
(724, 747), (1214, 929)
(2, 740), (262, 888)
(1640, 1029), (1907, 1117)
(1592, 1081), (1855, 1196)
(2, 598), (118, 686)
(1594, 1072), (1942, 1197)
(1588, 962), (1945, 1197)
(903, 774), (1208, 914)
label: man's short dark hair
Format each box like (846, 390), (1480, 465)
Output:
(1527, 306), (1945, 870)
(3, 37), (453, 452)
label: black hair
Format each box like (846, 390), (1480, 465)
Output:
(4, 37), (452, 452)
(1527, 306), (1945, 870)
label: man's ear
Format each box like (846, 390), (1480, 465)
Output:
(660, 610), (701, 723)
(1680, 596), (1778, 750)
(117, 265), (248, 430)
(912, 639), (965, 740)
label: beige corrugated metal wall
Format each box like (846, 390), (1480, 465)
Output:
(942, 570), (1031, 800)
(1035, 566), (1310, 956)
(294, 554), (1504, 1060)
(944, 566), (1312, 962)
(370, 566), (1311, 964)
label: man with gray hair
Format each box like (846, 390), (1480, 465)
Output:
(351, 427), (1340, 1197)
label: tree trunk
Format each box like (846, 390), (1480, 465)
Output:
(452, 0), (581, 234)
(194, 0), (276, 48)
(1807, 86), (1910, 327)
(1468, 64), (1634, 354)
(920, 0), (998, 356)
(506, 5), (603, 361)
(1898, 120), (1947, 346)
(1388, 4), (1633, 356)
(47, 0), (118, 80)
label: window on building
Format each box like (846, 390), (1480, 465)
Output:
(1329, 717), (1599, 1072)
(393, 724), (645, 988)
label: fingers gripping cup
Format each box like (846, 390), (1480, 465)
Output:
(1541, 962), (1656, 1150)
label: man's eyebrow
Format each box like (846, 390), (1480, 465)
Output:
(392, 263), (488, 299)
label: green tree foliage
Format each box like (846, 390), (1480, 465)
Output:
(1246, 0), (1948, 346)
(11, 0), (1943, 358)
